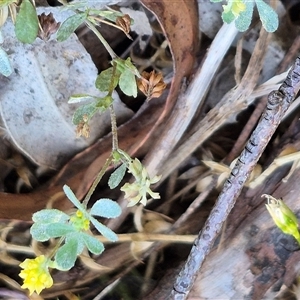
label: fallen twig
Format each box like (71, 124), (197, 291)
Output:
(169, 56), (300, 299)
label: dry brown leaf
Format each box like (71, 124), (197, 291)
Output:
(132, 0), (200, 154)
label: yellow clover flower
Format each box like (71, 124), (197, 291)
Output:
(19, 255), (53, 295)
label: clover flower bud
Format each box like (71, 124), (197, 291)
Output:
(264, 194), (300, 244)
(223, 0), (246, 18)
(121, 158), (161, 206)
(70, 210), (90, 231)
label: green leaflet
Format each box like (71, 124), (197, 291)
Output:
(95, 67), (120, 92)
(235, 0), (254, 32)
(255, 0), (278, 32)
(32, 209), (70, 223)
(54, 236), (79, 270)
(119, 69), (137, 97)
(15, 0), (39, 43)
(81, 233), (104, 255)
(72, 102), (98, 125)
(90, 198), (122, 218)
(57, 13), (87, 42)
(91, 217), (118, 242)
(108, 163), (127, 189)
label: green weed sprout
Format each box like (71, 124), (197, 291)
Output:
(211, 0), (279, 32)
(20, 145), (162, 295)
(264, 194), (300, 244)
(20, 184), (121, 295)
(12, 2), (166, 295)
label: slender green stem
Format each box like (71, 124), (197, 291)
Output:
(108, 61), (117, 95)
(82, 154), (114, 207)
(110, 104), (118, 151)
(48, 237), (64, 260)
(92, 16), (123, 32)
(79, 38), (119, 206)
(85, 19), (117, 60)
(106, 62), (119, 151)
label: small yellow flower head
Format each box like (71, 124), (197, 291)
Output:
(70, 210), (90, 231)
(264, 194), (300, 244)
(121, 158), (161, 207)
(19, 255), (53, 295)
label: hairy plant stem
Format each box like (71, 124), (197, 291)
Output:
(92, 16), (126, 35)
(48, 237), (64, 260)
(110, 104), (118, 151)
(82, 154), (113, 207)
(85, 19), (117, 60)
(108, 62), (119, 151)
(82, 61), (119, 206)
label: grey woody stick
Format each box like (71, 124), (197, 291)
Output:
(169, 57), (300, 300)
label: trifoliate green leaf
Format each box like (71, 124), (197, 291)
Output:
(15, 0), (39, 43)
(0, 46), (12, 77)
(57, 13), (86, 42)
(235, 0), (254, 32)
(72, 102), (98, 125)
(119, 69), (137, 97)
(108, 163), (127, 189)
(90, 199), (122, 218)
(95, 67), (120, 92)
(81, 233), (105, 254)
(255, 0), (278, 32)
(68, 94), (97, 104)
(32, 209), (70, 223)
(91, 218), (118, 242)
